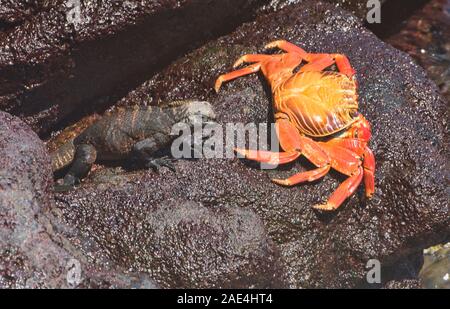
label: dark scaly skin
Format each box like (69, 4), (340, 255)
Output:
(51, 100), (215, 188)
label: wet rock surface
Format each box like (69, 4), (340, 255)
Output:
(0, 0), (264, 136)
(383, 279), (423, 289)
(420, 243), (450, 289)
(385, 0), (450, 106)
(260, 0), (389, 19)
(53, 0), (449, 288)
(0, 0), (40, 28)
(0, 110), (64, 288)
(0, 111), (158, 288)
(56, 193), (285, 288)
(382, 0), (450, 284)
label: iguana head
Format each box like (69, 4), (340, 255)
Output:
(181, 100), (216, 127)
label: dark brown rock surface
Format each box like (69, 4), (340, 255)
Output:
(55, 193), (285, 288)
(0, 0), (40, 27)
(260, 0), (388, 19)
(54, 1), (449, 288)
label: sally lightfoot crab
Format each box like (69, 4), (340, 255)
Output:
(215, 40), (375, 211)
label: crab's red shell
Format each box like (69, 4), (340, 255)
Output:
(275, 70), (359, 137)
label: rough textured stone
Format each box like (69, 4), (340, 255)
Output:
(0, 110), (73, 288)
(55, 190), (285, 288)
(383, 1), (450, 286)
(52, 0), (450, 288)
(385, 0), (450, 105)
(0, 111), (158, 288)
(0, 0), (40, 27)
(383, 279), (423, 289)
(259, 0), (389, 19)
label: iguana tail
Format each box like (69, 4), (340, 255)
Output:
(51, 140), (76, 172)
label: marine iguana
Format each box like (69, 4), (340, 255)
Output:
(51, 100), (216, 188)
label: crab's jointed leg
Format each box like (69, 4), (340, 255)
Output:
(298, 54), (335, 73)
(232, 54), (272, 68)
(271, 117), (332, 186)
(272, 165), (330, 186)
(235, 113), (368, 211)
(362, 146), (375, 198)
(299, 53), (356, 78)
(313, 167), (364, 211)
(236, 116), (334, 187)
(265, 40), (309, 58)
(234, 148), (301, 165)
(215, 63), (261, 92)
(332, 54), (356, 78)
(234, 116), (304, 165)
(264, 40), (356, 78)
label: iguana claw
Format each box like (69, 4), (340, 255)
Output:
(145, 157), (176, 173)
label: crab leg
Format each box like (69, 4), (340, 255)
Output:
(264, 40), (309, 58)
(272, 165), (330, 186)
(363, 146), (375, 198)
(215, 63), (261, 92)
(272, 117), (332, 185)
(233, 54), (272, 68)
(234, 148), (301, 165)
(332, 54), (356, 78)
(299, 54), (335, 73)
(313, 167), (364, 211)
(275, 116), (305, 149)
(234, 116), (304, 165)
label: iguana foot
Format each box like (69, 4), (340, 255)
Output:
(145, 157), (176, 173)
(54, 174), (79, 192)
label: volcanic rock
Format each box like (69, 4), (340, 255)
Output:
(54, 1), (449, 288)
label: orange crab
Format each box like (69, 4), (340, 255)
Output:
(215, 40), (375, 211)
